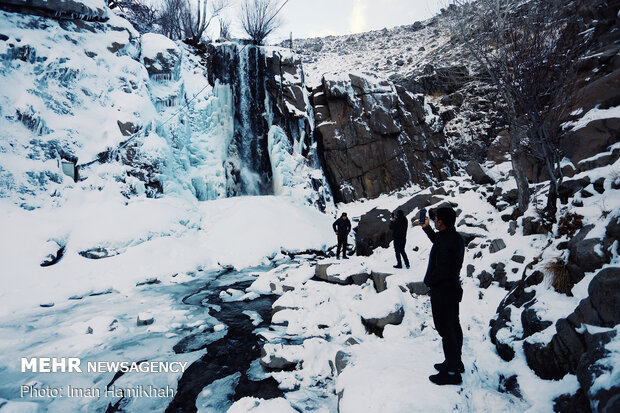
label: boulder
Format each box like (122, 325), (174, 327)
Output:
(360, 288), (405, 337)
(477, 270), (493, 289)
(361, 307), (404, 338)
(553, 389), (591, 413)
(559, 64), (620, 169)
(521, 307), (552, 339)
(141, 33), (181, 78)
(593, 177), (605, 194)
(498, 375), (521, 399)
(260, 344), (301, 370)
(562, 102), (620, 164)
(79, 247), (120, 259)
(333, 350), (351, 375)
(586, 267), (620, 326)
(522, 217), (550, 235)
(605, 215), (620, 255)
(524, 266), (620, 390)
(524, 270), (544, 287)
(576, 146), (620, 173)
(558, 177), (591, 204)
(465, 161), (495, 185)
(508, 221), (517, 236)
(492, 262), (508, 289)
(404, 282), (430, 296)
(489, 239), (507, 253)
(398, 193), (434, 216)
(489, 306), (515, 361)
(314, 263), (366, 285)
(315, 263), (372, 285)
(371, 271), (392, 293)
(40, 241), (65, 267)
(355, 208), (393, 256)
(350, 271), (372, 286)
(568, 225), (610, 273)
(137, 313), (154, 326)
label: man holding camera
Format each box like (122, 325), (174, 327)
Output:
(420, 206), (465, 385)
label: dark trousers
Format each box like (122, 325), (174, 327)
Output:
(430, 287), (463, 371)
(337, 234), (348, 257)
(394, 238), (409, 267)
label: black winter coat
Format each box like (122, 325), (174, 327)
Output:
(333, 218), (351, 235)
(422, 226), (465, 290)
(390, 215), (408, 239)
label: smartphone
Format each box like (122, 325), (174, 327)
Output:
(419, 208), (426, 224)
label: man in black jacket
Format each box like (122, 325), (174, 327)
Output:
(332, 212), (351, 259)
(389, 210), (410, 269)
(421, 206), (465, 385)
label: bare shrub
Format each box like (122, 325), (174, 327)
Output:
(557, 212), (583, 237)
(239, 0), (289, 45)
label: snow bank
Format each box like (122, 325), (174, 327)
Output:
(0, 195), (334, 316)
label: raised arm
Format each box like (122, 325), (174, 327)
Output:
(422, 224), (437, 243)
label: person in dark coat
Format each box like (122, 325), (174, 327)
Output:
(420, 206), (465, 385)
(389, 210), (410, 269)
(332, 212), (351, 259)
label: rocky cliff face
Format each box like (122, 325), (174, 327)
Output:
(313, 72), (452, 203)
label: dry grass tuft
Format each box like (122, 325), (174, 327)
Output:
(544, 257), (572, 295)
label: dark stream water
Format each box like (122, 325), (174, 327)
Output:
(165, 270), (283, 413)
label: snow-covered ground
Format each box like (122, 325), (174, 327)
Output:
(1, 154), (618, 412)
(0, 193), (333, 316)
(228, 160), (620, 412)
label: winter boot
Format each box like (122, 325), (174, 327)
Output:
(429, 370), (462, 385)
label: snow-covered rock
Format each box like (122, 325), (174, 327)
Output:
(1, 0), (109, 21)
(359, 287), (405, 337)
(136, 312), (154, 326)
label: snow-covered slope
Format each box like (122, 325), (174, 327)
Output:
(0, 7), (331, 210)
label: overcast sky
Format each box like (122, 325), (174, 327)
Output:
(218, 0), (446, 42)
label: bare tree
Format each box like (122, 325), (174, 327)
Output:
(218, 16), (231, 40)
(239, 0), (289, 45)
(108, 0), (158, 34)
(159, 0), (186, 40)
(159, 0), (227, 43)
(450, 0), (587, 219)
(182, 0), (229, 44)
